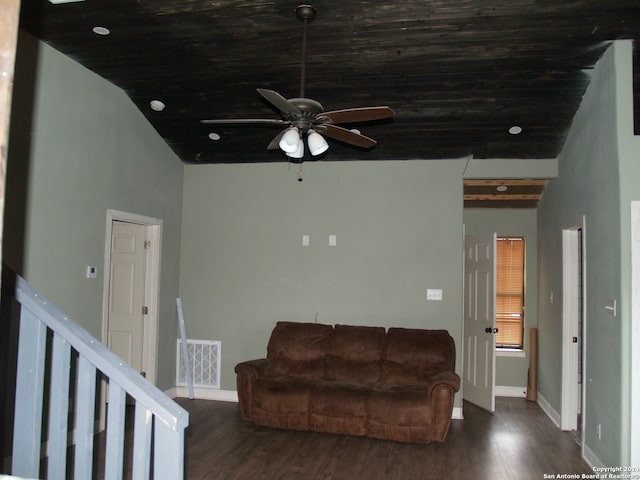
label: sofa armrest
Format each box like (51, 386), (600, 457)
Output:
(235, 359), (269, 420)
(423, 371), (461, 394)
(235, 358), (269, 378)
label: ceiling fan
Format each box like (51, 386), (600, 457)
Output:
(201, 4), (395, 161)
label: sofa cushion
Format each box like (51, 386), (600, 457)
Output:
(366, 385), (435, 443)
(252, 376), (316, 430)
(325, 325), (386, 385)
(309, 381), (370, 436)
(381, 328), (455, 386)
(266, 321), (333, 377)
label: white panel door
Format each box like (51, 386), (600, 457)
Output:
(463, 233), (497, 412)
(108, 221), (147, 374)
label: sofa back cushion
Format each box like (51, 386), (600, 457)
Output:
(381, 328), (455, 385)
(266, 321), (333, 377)
(325, 325), (386, 385)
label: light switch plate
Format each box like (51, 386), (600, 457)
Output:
(426, 289), (443, 301)
(86, 265), (97, 279)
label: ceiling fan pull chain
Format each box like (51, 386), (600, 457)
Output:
(298, 162), (304, 182)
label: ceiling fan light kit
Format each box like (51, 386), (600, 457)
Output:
(290, 139), (305, 159)
(307, 129), (329, 156)
(200, 4), (395, 167)
(279, 127), (301, 153)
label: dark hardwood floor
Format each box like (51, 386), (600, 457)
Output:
(173, 396), (592, 480)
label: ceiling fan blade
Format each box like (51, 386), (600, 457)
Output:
(321, 124), (377, 149)
(200, 118), (287, 125)
(257, 88), (301, 116)
(267, 130), (285, 150)
(321, 106), (395, 124)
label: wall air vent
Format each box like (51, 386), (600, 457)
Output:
(176, 339), (221, 389)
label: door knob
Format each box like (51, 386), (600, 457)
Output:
(485, 327), (500, 334)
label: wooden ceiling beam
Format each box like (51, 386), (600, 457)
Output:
(464, 194), (541, 201)
(464, 179), (548, 186)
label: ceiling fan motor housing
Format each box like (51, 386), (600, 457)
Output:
(287, 97), (326, 130)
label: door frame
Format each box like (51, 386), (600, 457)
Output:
(631, 201), (640, 466)
(101, 209), (162, 385)
(561, 217), (586, 438)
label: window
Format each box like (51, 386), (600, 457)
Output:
(496, 237), (525, 349)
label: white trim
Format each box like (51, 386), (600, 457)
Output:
(537, 392), (561, 429)
(495, 349), (526, 358)
(495, 385), (527, 398)
(580, 217), (588, 457)
(167, 387), (239, 403)
(583, 443), (605, 470)
(561, 227), (581, 431)
(451, 407), (463, 420)
(631, 201), (640, 466)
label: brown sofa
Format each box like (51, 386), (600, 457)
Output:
(235, 322), (460, 443)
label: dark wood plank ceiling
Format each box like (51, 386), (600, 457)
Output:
(464, 179), (548, 209)
(17, 1), (640, 165)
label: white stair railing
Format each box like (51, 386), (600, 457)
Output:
(8, 274), (189, 479)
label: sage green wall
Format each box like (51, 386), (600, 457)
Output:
(463, 209), (538, 389)
(537, 41), (637, 466)
(179, 160), (466, 401)
(3, 32), (184, 389)
(613, 42), (640, 465)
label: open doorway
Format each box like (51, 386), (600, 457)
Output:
(561, 220), (586, 446)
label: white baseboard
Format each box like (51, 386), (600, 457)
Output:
(452, 406), (464, 420)
(583, 443), (604, 470)
(495, 385), (527, 398)
(536, 392), (561, 428)
(166, 386), (238, 402)
(536, 392), (604, 470)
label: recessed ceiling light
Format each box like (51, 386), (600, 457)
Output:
(92, 26), (111, 36)
(350, 128), (361, 135)
(509, 125), (522, 135)
(496, 185), (508, 192)
(208, 133), (221, 141)
(149, 100), (165, 112)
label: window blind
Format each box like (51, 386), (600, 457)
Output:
(496, 237), (524, 348)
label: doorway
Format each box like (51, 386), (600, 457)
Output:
(561, 221), (585, 440)
(101, 209), (162, 385)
